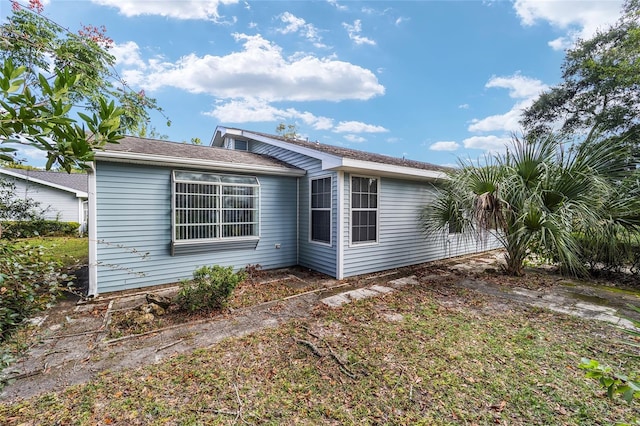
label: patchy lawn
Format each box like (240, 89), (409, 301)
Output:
(1, 281), (638, 425)
(16, 236), (88, 267)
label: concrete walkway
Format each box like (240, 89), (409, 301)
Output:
(2, 253), (639, 402)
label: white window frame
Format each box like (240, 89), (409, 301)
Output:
(172, 171), (260, 244)
(309, 175), (332, 246)
(349, 175), (379, 246)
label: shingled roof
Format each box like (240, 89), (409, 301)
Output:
(101, 136), (303, 172)
(242, 130), (450, 173)
(1, 168), (88, 193)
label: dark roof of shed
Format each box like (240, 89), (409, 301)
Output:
(102, 136), (303, 171)
(1, 168), (88, 193)
(244, 130), (450, 172)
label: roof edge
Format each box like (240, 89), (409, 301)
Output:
(95, 150), (306, 177)
(0, 168), (87, 197)
(215, 128), (448, 180)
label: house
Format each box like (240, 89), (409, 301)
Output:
(0, 167), (88, 232)
(88, 128), (495, 296)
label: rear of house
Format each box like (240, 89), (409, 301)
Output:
(89, 129), (496, 296)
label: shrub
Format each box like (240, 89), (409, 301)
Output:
(1, 220), (80, 239)
(176, 265), (246, 312)
(0, 242), (66, 343)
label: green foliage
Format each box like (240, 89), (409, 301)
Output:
(0, 4), (168, 170)
(580, 304), (640, 416)
(421, 133), (637, 276)
(522, 0), (640, 145)
(176, 265), (246, 312)
(275, 122), (299, 139)
(0, 241), (66, 343)
(0, 220), (79, 239)
(0, 58), (123, 171)
(579, 358), (640, 402)
(0, 178), (46, 222)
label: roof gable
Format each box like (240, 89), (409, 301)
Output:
(213, 126), (449, 180)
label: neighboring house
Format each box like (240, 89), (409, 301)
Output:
(0, 168), (88, 232)
(89, 128), (497, 296)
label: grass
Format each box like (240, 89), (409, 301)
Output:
(15, 236), (88, 267)
(1, 282), (639, 425)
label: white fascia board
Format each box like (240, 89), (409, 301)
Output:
(211, 126), (244, 147)
(324, 158), (448, 181)
(95, 151), (306, 177)
(0, 168), (87, 197)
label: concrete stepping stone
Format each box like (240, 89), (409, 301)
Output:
(387, 275), (418, 288)
(321, 285), (395, 308)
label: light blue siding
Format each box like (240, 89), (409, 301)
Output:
(10, 178), (81, 222)
(250, 141), (337, 277)
(342, 175), (500, 277)
(95, 161), (299, 293)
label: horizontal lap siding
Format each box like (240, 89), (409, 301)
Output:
(11, 179), (80, 222)
(95, 162), (298, 293)
(250, 141), (337, 277)
(343, 176), (499, 277)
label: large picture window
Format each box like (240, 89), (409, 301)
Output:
(173, 171), (259, 242)
(351, 176), (378, 244)
(311, 177), (331, 244)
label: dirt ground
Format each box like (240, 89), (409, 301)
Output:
(2, 251), (639, 402)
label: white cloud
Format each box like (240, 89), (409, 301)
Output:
(463, 135), (511, 152)
(485, 74), (548, 99)
(513, 0), (623, 50)
(334, 121), (388, 133)
(458, 103), (469, 109)
(277, 12), (325, 47)
(92, 0), (239, 21)
(395, 17), (409, 26)
(278, 12), (306, 34)
(327, 0), (347, 11)
(468, 102), (528, 133)
(3, 144), (48, 168)
(429, 141), (460, 152)
(344, 134), (366, 143)
(205, 98), (334, 130)
(468, 74), (547, 133)
(111, 41), (146, 68)
(343, 20), (376, 46)
(124, 33), (384, 102)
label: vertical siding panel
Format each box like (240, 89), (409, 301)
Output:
(251, 141), (337, 277)
(95, 161), (298, 293)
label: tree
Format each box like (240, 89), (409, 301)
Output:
(521, 0), (640, 145)
(421, 133), (637, 276)
(275, 122), (299, 139)
(0, 1), (168, 171)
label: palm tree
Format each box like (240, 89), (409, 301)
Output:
(421, 133), (637, 276)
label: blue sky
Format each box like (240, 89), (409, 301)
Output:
(3, 0), (626, 168)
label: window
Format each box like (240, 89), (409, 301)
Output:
(311, 177), (331, 244)
(234, 139), (248, 151)
(173, 171), (259, 242)
(351, 176), (378, 244)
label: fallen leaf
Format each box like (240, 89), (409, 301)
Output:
(490, 400), (507, 412)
